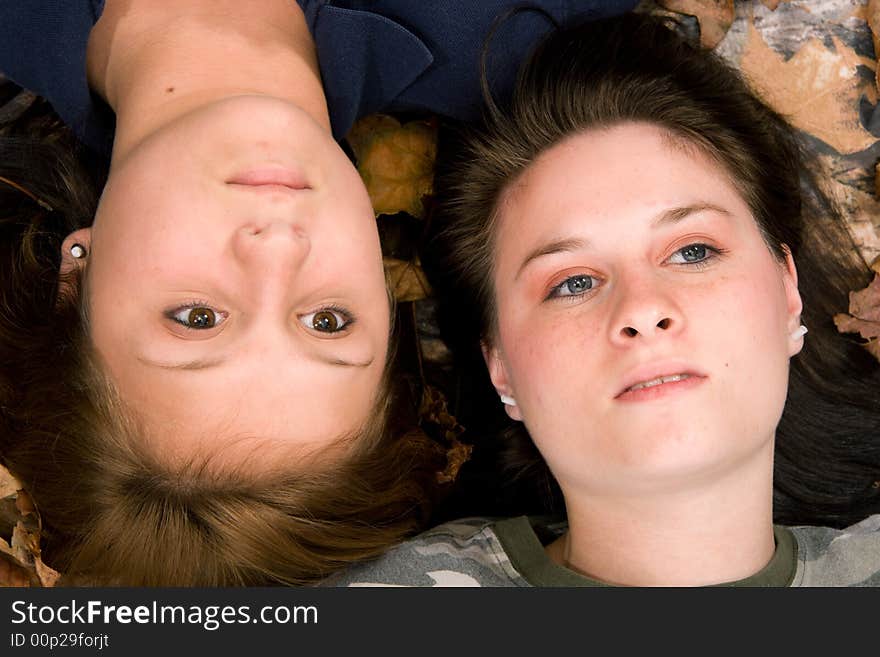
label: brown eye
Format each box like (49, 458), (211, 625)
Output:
(312, 311), (339, 332)
(300, 308), (352, 334)
(169, 305), (225, 330)
(188, 307), (216, 328)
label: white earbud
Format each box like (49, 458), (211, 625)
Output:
(791, 324), (808, 340)
(499, 394), (517, 407)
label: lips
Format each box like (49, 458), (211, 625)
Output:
(615, 363), (706, 399)
(227, 167), (310, 191)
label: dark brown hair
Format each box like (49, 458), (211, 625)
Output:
(0, 99), (444, 586)
(423, 12), (880, 528)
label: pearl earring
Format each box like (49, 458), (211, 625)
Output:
(500, 395), (517, 407)
(70, 244), (87, 259)
(791, 324), (808, 340)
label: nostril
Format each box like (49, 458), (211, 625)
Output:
(623, 326), (638, 337)
(657, 317), (671, 330)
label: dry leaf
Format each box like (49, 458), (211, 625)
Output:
(384, 257), (432, 302)
(834, 271), (880, 363)
(418, 386), (472, 484)
(0, 465), (58, 587)
(346, 114), (438, 218)
(740, 25), (877, 154)
(0, 463), (21, 500)
(658, 0), (734, 49)
(33, 555), (61, 587)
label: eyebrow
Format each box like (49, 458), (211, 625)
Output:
(138, 353), (374, 371)
(515, 202), (731, 280)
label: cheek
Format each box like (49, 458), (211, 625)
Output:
(497, 307), (605, 416)
(699, 267), (792, 416)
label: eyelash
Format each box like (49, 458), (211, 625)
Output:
(164, 301), (357, 333)
(545, 243), (726, 301)
(300, 305), (357, 334)
(165, 300), (227, 330)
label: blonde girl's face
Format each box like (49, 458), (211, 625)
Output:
(484, 122), (804, 498)
(76, 96), (391, 468)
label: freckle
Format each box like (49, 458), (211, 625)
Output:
(166, 86), (175, 93)
(724, 362), (729, 367)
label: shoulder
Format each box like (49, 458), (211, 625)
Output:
(320, 517), (528, 587)
(789, 514), (880, 586)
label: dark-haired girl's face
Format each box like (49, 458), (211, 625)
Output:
(484, 122), (805, 498)
(78, 96), (390, 467)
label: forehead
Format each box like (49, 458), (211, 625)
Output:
(496, 122), (748, 235)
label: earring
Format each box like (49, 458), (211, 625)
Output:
(791, 324), (808, 340)
(500, 394), (517, 407)
(70, 243), (87, 259)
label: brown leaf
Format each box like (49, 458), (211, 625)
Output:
(834, 312), (880, 339)
(846, 272), (880, 321)
(384, 257), (432, 302)
(418, 385), (472, 484)
(0, 466), (56, 587)
(760, 0), (788, 10)
(0, 463), (21, 500)
(33, 555), (61, 587)
(835, 272), (880, 364)
(14, 489), (35, 517)
(0, 552), (31, 587)
(740, 24), (878, 154)
(658, 0), (734, 49)
(346, 114), (438, 218)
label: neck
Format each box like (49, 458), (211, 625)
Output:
(547, 442), (776, 586)
(86, 0), (328, 162)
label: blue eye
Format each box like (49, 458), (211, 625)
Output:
(168, 304), (227, 330)
(547, 274), (599, 299)
(299, 307), (354, 333)
(668, 243), (717, 265)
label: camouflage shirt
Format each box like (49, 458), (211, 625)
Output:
(321, 514), (880, 587)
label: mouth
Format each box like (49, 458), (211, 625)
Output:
(615, 367), (707, 401)
(625, 373), (693, 393)
(227, 167), (311, 192)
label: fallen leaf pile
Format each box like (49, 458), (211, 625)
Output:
(0, 464), (59, 587)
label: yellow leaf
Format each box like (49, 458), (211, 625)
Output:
(740, 25), (877, 154)
(346, 114), (438, 218)
(383, 257), (432, 302)
(658, 0), (734, 49)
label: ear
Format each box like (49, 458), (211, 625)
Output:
(58, 228), (92, 298)
(480, 340), (522, 422)
(780, 244), (804, 357)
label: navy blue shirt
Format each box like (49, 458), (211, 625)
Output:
(0, 0), (637, 157)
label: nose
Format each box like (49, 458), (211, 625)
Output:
(232, 221), (311, 269)
(608, 271), (683, 345)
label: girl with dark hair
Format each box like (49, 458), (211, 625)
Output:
(0, 0), (636, 585)
(325, 12), (880, 587)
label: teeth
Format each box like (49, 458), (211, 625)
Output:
(627, 373), (691, 392)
